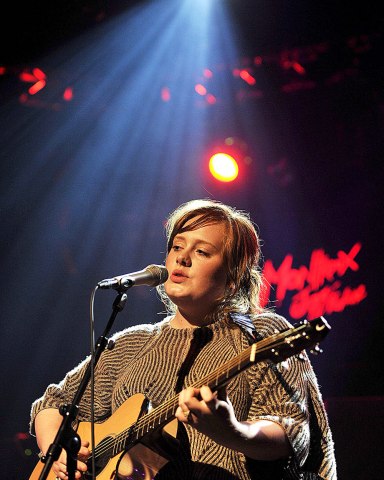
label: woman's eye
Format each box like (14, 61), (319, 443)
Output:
(172, 245), (182, 251)
(196, 249), (208, 256)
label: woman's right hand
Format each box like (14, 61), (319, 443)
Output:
(34, 408), (91, 479)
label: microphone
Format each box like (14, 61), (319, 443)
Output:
(97, 264), (168, 290)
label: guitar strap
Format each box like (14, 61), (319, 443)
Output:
(230, 313), (259, 345)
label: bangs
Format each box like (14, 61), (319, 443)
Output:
(167, 209), (229, 252)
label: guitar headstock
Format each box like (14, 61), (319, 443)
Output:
(257, 316), (331, 364)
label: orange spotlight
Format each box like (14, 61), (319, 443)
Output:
(209, 153), (239, 182)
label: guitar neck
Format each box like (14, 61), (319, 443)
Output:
(126, 317), (330, 443)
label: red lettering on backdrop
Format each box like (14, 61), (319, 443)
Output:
(262, 242), (367, 319)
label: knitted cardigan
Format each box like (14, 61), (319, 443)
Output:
(30, 312), (336, 479)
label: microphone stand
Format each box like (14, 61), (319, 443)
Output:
(38, 290), (128, 480)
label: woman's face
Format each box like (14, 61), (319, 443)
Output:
(164, 220), (228, 316)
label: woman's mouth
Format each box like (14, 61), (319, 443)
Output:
(170, 270), (188, 283)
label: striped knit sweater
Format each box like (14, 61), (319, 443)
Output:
(30, 312), (336, 479)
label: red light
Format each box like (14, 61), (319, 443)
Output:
(239, 69), (256, 85)
(209, 153), (239, 182)
(19, 67), (47, 95)
(19, 72), (37, 82)
(161, 86), (171, 102)
(32, 68), (46, 80)
(63, 87), (74, 101)
(292, 61), (306, 75)
(29, 80), (46, 95)
(195, 84), (207, 96)
(206, 93), (216, 104)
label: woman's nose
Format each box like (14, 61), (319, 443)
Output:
(176, 252), (191, 267)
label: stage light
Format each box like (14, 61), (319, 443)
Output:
(19, 67), (46, 95)
(195, 83), (207, 95)
(233, 68), (256, 85)
(63, 87), (74, 101)
(209, 152), (239, 182)
(206, 137), (251, 184)
(161, 86), (171, 102)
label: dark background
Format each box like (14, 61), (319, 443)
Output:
(1, 1), (383, 478)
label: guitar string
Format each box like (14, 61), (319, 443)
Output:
(90, 323), (314, 460)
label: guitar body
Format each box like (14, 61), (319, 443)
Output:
(29, 393), (178, 480)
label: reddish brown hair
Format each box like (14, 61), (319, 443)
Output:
(158, 199), (265, 317)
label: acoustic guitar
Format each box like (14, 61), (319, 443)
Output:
(30, 316), (330, 480)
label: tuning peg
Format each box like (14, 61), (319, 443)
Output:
(310, 344), (323, 355)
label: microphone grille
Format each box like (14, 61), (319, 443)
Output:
(146, 264), (169, 286)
